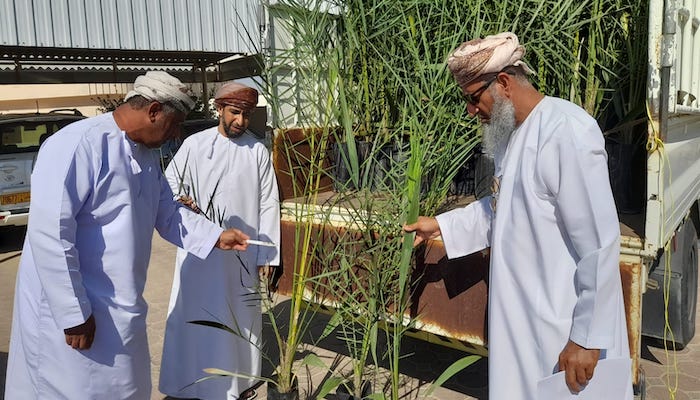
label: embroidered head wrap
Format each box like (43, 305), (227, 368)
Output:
(447, 32), (534, 87)
(214, 82), (259, 111)
(124, 71), (195, 114)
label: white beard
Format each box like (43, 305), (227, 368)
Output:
(481, 93), (516, 160)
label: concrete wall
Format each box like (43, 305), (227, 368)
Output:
(0, 83), (130, 116)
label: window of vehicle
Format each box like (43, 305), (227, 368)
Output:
(1, 111), (85, 227)
(1, 120), (77, 153)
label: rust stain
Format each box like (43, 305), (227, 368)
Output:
(279, 216), (646, 388)
(272, 128), (334, 201)
(278, 220), (490, 348)
(620, 259), (644, 386)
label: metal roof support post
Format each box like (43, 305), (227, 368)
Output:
(14, 59), (21, 82)
(112, 62), (118, 84)
(200, 64), (210, 118)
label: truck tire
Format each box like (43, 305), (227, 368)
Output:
(641, 218), (698, 348)
(678, 220), (699, 346)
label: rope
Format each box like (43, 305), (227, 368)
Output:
(646, 101), (679, 400)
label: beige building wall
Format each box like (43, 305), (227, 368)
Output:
(0, 83), (217, 117)
(0, 83), (131, 116)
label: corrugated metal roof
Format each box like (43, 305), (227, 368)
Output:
(1, 0), (262, 54)
(0, 50), (263, 84)
(0, 0), (264, 84)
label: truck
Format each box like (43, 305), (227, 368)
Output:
(269, 0), (699, 398)
(632, 0), (700, 390)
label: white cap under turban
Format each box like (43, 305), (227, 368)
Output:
(124, 71), (195, 114)
(447, 32), (534, 87)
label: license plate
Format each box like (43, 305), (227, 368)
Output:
(0, 191), (30, 205)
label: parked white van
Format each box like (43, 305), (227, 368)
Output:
(0, 110), (85, 227)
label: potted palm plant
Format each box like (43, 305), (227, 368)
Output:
(165, 4), (341, 399)
(264, 0), (485, 398)
(223, 0), (648, 398)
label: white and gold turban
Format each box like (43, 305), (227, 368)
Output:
(124, 71), (195, 114)
(447, 32), (534, 87)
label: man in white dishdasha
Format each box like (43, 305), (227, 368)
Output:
(159, 82), (280, 400)
(5, 71), (250, 400)
(405, 32), (633, 400)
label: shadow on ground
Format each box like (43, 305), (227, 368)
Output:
(640, 337), (663, 364)
(1, 351), (7, 397)
(0, 226), (25, 253)
(258, 300), (488, 399)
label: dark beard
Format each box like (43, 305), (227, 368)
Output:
(481, 93), (516, 159)
(223, 124), (244, 138)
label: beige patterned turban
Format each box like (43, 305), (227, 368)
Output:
(214, 82), (259, 111)
(124, 71), (195, 114)
(447, 32), (534, 87)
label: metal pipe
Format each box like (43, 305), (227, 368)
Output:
(660, 0), (677, 138)
(200, 64), (209, 118)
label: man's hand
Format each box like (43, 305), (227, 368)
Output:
(403, 216), (441, 246)
(176, 195), (201, 214)
(64, 314), (96, 350)
(216, 228), (250, 251)
(558, 340), (600, 393)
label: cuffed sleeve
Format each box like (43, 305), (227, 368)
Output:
(435, 196), (493, 260)
(155, 169), (223, 260)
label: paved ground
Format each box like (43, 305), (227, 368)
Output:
(1, 225), (698, 399)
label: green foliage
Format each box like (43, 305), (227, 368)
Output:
(93, 96), (124, 113)
(251, 0), (649, 398)
(186, 86), (218, 119)
(424, 355), (482, 397)
(263, 1), (481, 398)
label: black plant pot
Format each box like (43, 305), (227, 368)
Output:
(267, 376), (299, 400)
(333, 141), (355, 191)
(267, 385), (299, 400)
(333, 138), (410, 193)
(333, 140), (371, 192)
(472, 150), (494, 200)
(368, 144), (394, 192)
(336, 380), (372, 400)
(606, 140), (645, 214)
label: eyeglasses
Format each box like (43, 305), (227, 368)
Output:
(463, 76), (498, 106)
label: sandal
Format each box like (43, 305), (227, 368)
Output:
(239, 388), (257, 400)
